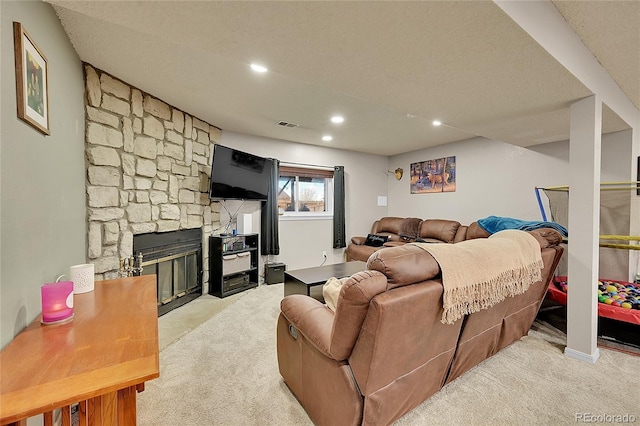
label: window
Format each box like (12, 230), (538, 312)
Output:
(278, 165), (333, 217)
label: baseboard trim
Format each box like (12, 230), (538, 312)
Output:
(564, 346), (600, 364)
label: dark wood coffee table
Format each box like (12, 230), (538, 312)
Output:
(284, 261), (367, 300)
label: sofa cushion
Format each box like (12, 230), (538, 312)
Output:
(453, 225), (468, 242)
(346, 244), (381, 263)
(373, 217), (406, 235)
(382, 241), (406, 247)
(374, 217), (423, 241)
(419, 219), (461, 243)
(364, 234), (389, 247)
(398, 217), (423, 240)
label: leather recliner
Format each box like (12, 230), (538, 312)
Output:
(277, 228), (564, 426)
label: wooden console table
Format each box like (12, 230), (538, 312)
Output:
(0, 276), (159, 425)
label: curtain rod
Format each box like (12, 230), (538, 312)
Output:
(279, 161), (335, 171)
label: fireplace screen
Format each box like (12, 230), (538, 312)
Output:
(134, 229), (202, 316)
(141, 250), (199, 304)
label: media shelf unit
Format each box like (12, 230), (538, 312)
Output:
(209, 233), (259, 297)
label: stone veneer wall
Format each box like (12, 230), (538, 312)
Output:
(83, 64), (221, 286)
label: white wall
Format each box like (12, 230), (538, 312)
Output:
(1, 1), (86, 348)
(221, 131), (389, 271)
(601, 129), (634, 183)
(387, 136), (569, 223)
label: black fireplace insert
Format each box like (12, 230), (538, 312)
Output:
(133, 228), (202, 316)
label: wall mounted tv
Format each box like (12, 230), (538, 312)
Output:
(209, 144), (272, 201)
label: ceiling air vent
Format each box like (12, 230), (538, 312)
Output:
(276, 120), (299, 128)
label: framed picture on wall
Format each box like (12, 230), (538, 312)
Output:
(410, 156), (456, 194)
(13, 22), (50, 135)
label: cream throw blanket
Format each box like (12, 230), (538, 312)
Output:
(412, 229), (544, 324)
(323, 276), (350, 312)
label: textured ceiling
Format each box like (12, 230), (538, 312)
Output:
(47, 0), (639, 156)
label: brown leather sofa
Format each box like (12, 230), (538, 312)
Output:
(346, 217), (488, 262)
(277, 229), (564, 426)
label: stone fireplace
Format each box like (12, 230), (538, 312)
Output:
(83, 64), (223, 306)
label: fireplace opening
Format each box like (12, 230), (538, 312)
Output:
(133, 228), (202, 316)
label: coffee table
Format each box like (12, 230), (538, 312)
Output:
(284, 261), (367, 300)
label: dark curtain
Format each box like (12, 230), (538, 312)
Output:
(333, 166), (346, 248)
(261, 158), (280, 255)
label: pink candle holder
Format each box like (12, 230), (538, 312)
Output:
(41, 281), (74, 325)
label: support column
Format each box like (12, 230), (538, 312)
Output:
(629, 129), (640, 282)
(565, 95), (601, 363)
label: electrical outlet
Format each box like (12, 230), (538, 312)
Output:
(322, 251), (327, 258)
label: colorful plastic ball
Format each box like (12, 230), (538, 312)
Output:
(621, 302), (632, 309)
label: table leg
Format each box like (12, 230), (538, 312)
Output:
(117, 386), (137, 425)
(284, 279), (309, 297)
(60, 406), (71, 426)
(95, 392), (117, 425)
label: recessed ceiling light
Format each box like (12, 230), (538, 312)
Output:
(250, 63), (268, 73)
(432, 120), (442, 126)
(322, 135), (333, 142)
(331, 116), (344, 124)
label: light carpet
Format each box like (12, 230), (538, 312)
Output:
(138, 283), (639, 425)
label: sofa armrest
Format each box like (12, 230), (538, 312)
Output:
(280, 295), (335, 359)
(351, 236), (366, 245)
(527, 228), (563, 248)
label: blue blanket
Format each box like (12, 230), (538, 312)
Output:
(478, 215), (568, 237)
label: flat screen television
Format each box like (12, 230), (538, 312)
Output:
(209, 144), (271, 201)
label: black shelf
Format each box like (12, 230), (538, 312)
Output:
(209, 234), (259, 297)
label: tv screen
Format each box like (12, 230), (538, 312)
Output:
(209, 145), (271, 201)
